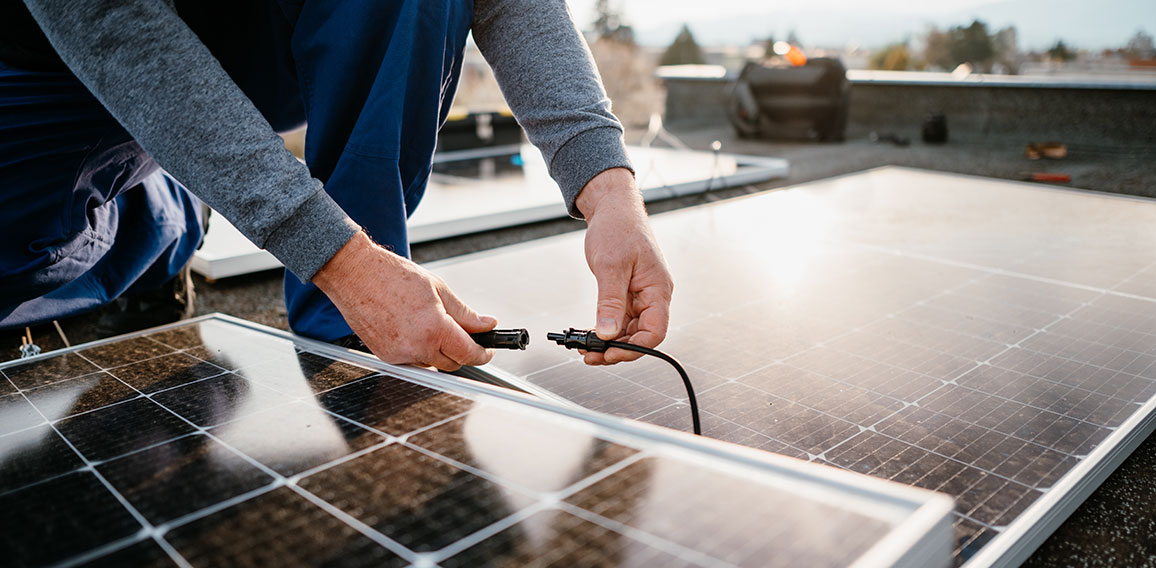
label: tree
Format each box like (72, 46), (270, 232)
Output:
(660, 24), (706, 66)
(923, 27), (953, 70)
(992, 26), (1020, 74)
(592, 0), (634, 44)
(1125, 30), (1155, 59)
(870, 43), (913, 71)
(922, 21), (996, 71)
(1046, 40), (1076, 62)
(786, 29), (802, 48)
(948, 20), (995, 69)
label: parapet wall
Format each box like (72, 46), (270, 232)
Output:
(662, 70), (1156, 148)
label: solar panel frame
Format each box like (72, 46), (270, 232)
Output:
(0, 313), (953, 568)
(428, 166), (1156, 567)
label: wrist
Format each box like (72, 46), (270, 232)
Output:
(576, 167), (638, 219)
(312, 231), (375, 292)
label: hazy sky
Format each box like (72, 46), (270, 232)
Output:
(564, 0), (1155, 49)
(566, 0), (1006, 27)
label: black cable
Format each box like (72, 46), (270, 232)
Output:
(547, 328), (701, 436)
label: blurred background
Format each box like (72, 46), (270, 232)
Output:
(449, 0), (1156, 130)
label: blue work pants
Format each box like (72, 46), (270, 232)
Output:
(0, 0), (473, 340)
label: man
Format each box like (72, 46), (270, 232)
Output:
(1, 0), (673, 369)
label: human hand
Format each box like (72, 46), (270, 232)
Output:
(312, 232), (496, 371)
(577, 168), (674, 365)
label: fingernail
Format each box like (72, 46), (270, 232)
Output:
(481, 315), (498, 326)
(597, 318), (617, 338)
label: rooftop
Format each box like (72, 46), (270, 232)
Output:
(7, 110), (1155, 567)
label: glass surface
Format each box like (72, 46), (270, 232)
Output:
(0, 318), (912, 567)
(444, 509), (700, 567)
(0, 471), (140, 566)
(565, 458), (891, 568)
(433, 167), (1156, 565)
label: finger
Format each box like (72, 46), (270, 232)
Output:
(603, 347), (643, 364)
(623, 316), (641, 338)
(627, 287), (670, 349)
(424, 350), (463, 372)
(439, 286), (497, 334)
(593, 261), (632, 340)
(438, 317), (494, 367)
(584, 351), (608, 365)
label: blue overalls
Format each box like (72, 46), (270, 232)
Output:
(0, 0), (474, 341)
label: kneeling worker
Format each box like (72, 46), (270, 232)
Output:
(0, 0), (673, 369)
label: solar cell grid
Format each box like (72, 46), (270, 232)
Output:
(0, 316), (947, 567)
(432, 167), (1156, 566)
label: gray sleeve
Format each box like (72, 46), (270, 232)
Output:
(21, 0), (359, 281)
(472, 0), (633, 219)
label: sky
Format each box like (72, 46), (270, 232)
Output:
(567, 0), (1007, 23)
(566, 0), (1156, 50)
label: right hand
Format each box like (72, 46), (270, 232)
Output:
(311, 232), (495, 371)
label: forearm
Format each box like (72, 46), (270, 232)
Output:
(22, 0), (357, 280)
(472, 0), (633, 218)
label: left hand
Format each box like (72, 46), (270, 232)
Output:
(577, 168), (674, 365)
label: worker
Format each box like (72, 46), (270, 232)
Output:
(0, 0), (673, 369)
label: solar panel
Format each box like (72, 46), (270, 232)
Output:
(190, 145), (788, 280)
(410, 144), (789, 243)
(431, 167), (1156, 567)
(0, 315), (951, 567)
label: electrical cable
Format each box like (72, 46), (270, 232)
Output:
(547, 328), (701, 435)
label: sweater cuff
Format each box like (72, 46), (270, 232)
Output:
(549, 126), (634, 219)
(262, 189), (361, 282)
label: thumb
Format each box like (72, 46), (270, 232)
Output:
(438, 286), (497, 334)
(594, 263), (630, 339)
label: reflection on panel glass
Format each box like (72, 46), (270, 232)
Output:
(566, 458), (889, 568)
(0, 318), (936, 567)
(408, 403), (638, 494)
(434, 167), (1156, 565)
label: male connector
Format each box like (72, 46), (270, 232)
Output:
(546, 328), (702, 435)
(471, 328), (530, 350)
(546, 328), (608, 352)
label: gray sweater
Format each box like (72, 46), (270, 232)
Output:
(20, 0), (631, 280)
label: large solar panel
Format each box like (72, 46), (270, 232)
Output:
(432, 167), (1156, 567)
(191, 145), (788, 280)
(0, 315), (950, 567)
(410, 144), (788, 242)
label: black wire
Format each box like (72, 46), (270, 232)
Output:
(605, 340), (702, 436)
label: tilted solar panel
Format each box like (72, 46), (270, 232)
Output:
(0, 315), (951, 567)
(432, 167), (1156, 567)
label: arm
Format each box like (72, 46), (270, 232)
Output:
(473, 0), (673, 363)
(24, 0), (494, 369)
(472, 0), (631, 218)
(21, 0), (356, 281)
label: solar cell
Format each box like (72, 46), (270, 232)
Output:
(432, 167), (1156, 566)
(0, 315), (951, 567)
